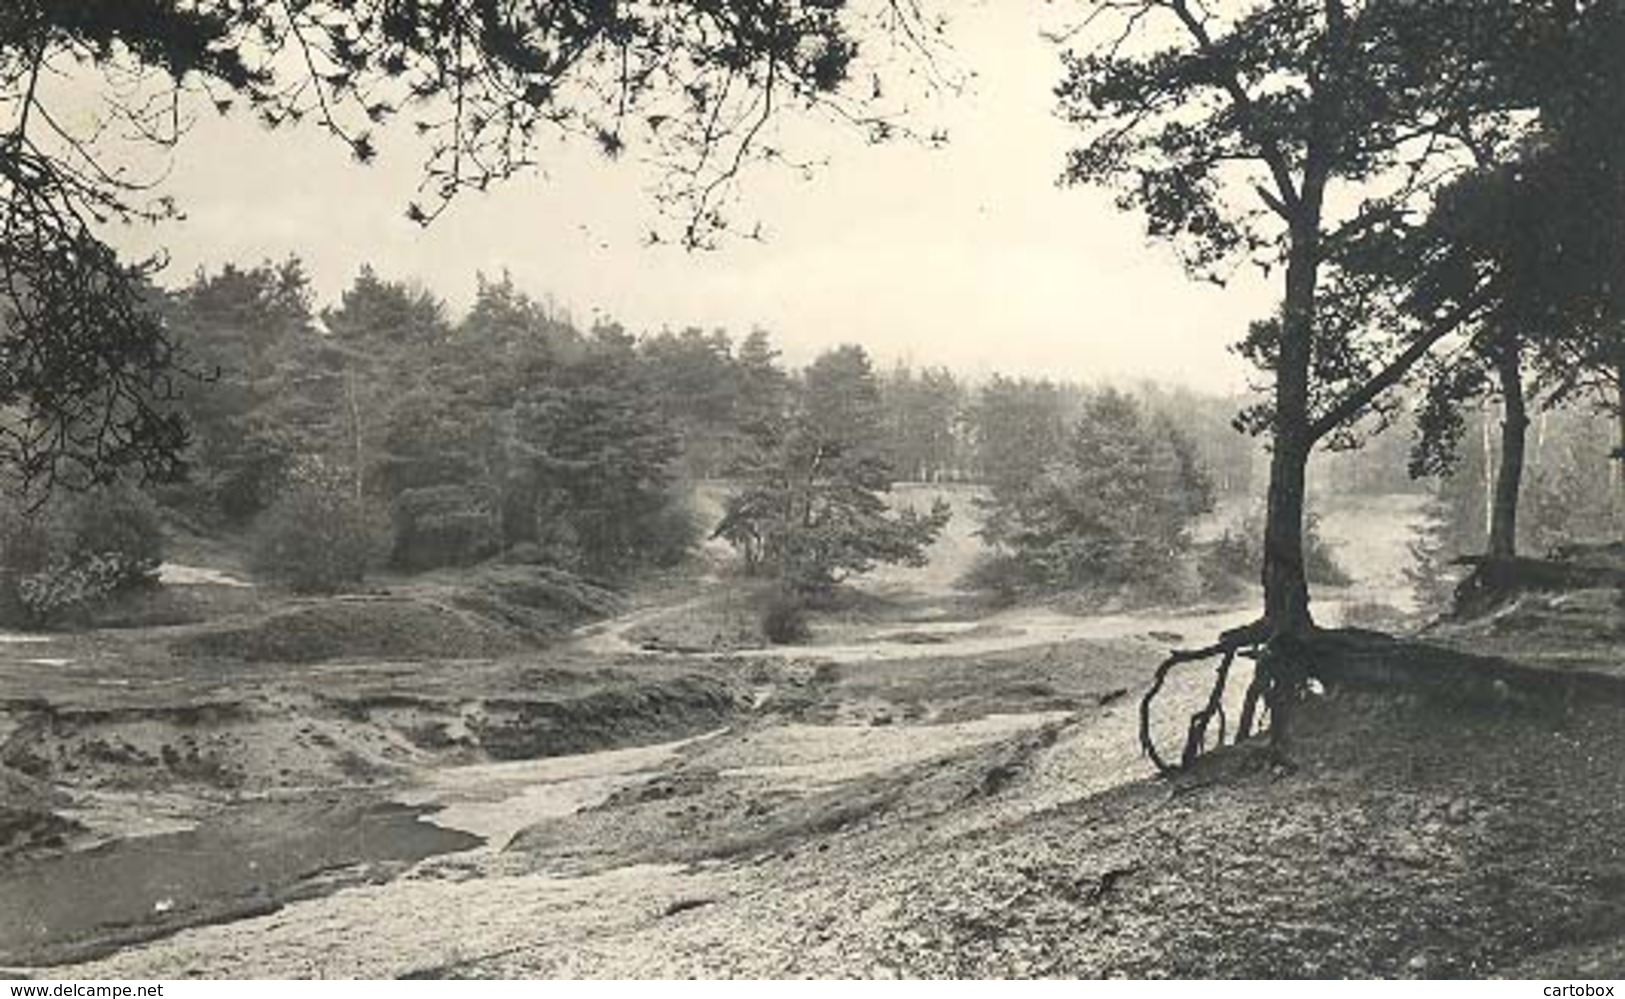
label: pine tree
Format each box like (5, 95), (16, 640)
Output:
(715, 345), (949, 592)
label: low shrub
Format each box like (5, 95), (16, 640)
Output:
(1303, 513), (1353, 587)
(1198, 506), (1351, 598)
(252, 459), (388, 594)
(1197, 529), (1253, 600)
(0, 484), (164, 628)
(759, 588), (810, 645)
(956, 551), (1029, 606)
(15, 555), (137, 628)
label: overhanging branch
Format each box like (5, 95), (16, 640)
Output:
(1307, 284), (1494, 444)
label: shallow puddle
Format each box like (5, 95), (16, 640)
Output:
(0, 795), (479, 966)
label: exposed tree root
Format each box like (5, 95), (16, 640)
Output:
(1451, 554), (1625, 618)
(1178, 645), (1236, 770)
(1139, 618), (1279, 776)
(1236, 671), (1268, 742)
(1140, 616), (1625, 777)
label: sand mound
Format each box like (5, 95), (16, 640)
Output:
(170, 597), (527, 664)
(2, 675), (739, 795)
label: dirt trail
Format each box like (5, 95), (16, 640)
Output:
(15, 625), (1246, 978)
(570, 597), (1262, 663)
(394, 729), (726, 849)
(569, 594), (720, 657)
(6, 490), (1436, 977)
(18, 656), (1244, 979)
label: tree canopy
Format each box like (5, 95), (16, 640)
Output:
(977, 388), (1212, 596)
(1, 0), (944, 493)
(714, 344), (950, 592)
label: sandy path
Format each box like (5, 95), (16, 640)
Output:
(12, 492), (1427, 978)
(570, 595), (1262, 664)
(29, 674), (1238, 979)
(394, 730), (726, 849)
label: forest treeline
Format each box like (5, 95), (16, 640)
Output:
(4, 255), (1623, 629)
(56, 261), (1267, 577)
(0, 258), (1254, 622)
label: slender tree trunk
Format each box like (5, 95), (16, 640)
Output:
(1615, 359), (1625, 535)
(1262, 226), (1320, 637)
(345, 366), (364, 504)
(1536, 409), (1548, 470)
(1488, 339), (1528, 561)
(1263, 434), (1312, 632)
(1481, 406), (1495, 538)
(1249, 199), (1331, 758)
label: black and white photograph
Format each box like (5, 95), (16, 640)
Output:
(2, 0), (1625, 982)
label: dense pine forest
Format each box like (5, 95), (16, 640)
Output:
(4, 256), (1623, 636)
(0, 259), (1256, 624)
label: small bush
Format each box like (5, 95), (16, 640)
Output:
(1302, 512), (1353, 587)
(390, 484), (499, 571)
(65, 486), (164, 590)
(1198, 528), (1253, 599)
(637, 497), (703, 569)
(16, 555), (135, 627)
(252, 459), (388, 594)
(957, 551), (1028, 606)
(759, 589), (810, 645)
(1198, 506), (1350, 598)
(0, 484), (164, 628)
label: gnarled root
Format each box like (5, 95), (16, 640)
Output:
(1236, 671), (1268, 742)
(1139, 618), (1275, 776)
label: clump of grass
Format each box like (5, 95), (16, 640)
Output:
(759, 588), (810, 645)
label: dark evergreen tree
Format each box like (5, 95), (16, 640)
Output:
(969, 376), (1069, 496)
(977, 389), (1213, 595)
(715, 345), (949, 592)
(1057, 0), (1573, 767)
(162, 260), (317, 520)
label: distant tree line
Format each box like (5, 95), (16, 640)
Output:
(158, 263), (695, 587)
(32, 250), (1525, 623)
(101, 258), (1268, 590)
(11, 250), (1621, 630)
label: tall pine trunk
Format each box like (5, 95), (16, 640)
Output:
(1487, 338), (1528, 561)
(1261, 218), (1321, 638)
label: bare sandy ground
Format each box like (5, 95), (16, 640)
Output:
(6, 489), (1431, 978)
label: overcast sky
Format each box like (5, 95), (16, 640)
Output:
(109, 2), (1274, 395)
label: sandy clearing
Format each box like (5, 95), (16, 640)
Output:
(708, 711), (1075, 792)
(157, 564), (253, 588)
(395, 729), (727, 849)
